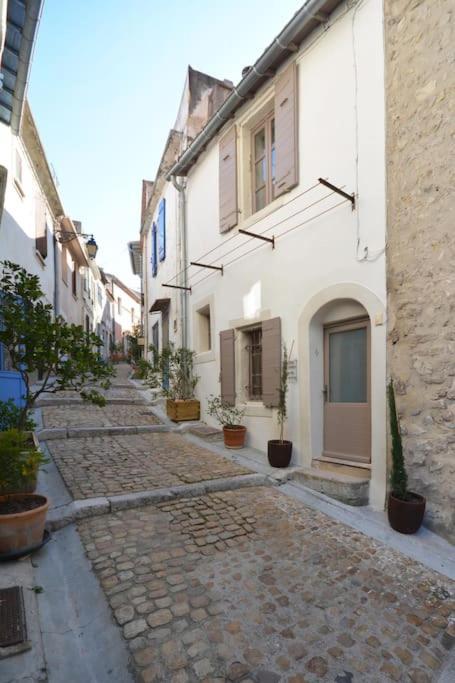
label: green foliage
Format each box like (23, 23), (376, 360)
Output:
(0, 429), (48, 493)
(0, 399), (35, 432)
(207, 395), (245, 428)
(127, 323), (143, 363)
(132, 358), (154, 380)
(388, 379), (408, 500)
(0, 261), (114, 429)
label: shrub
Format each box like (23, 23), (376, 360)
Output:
(0, 399), (35, 432)
(388, 379), (408, 500)
(0, 429), (48, 493)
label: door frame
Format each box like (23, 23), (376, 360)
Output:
(322, 316), (371, 464)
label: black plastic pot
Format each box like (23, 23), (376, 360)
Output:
(387, 491), (426, 534)
(267, 440), (292, 468)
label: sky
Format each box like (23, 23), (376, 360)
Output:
(29, 0), (303, 288)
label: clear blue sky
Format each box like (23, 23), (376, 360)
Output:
(29, 0), (302, 288)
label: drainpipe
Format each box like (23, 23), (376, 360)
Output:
(52, 232), (59, 317)
(171, 175), (188, 349)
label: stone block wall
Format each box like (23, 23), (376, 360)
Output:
(384, 0), (455, 542)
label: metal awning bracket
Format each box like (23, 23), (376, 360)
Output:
(239, 229), (275, 249)
(318, 177), (355, 210)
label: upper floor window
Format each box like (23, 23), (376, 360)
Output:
(252, 115), (275, 213)
(71, 260), (77, 297)
(15, 150), (23, 185)
(117, 297), (122, 315)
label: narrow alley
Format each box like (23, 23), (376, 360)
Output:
(3, 365), (451, 683)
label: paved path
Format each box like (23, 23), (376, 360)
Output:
(35, 364), (454, 682)
(42, 404), (160, 428)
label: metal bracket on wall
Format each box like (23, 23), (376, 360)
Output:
(238, 229), (275, 249)
(162, 284), (192, 293)
(190, 261), (224, 275)
(318, 177), (356, 210)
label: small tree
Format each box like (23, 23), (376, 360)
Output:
(388, 379), (408, 500)
(277, 342), (294, 443)
(159, 346), (198, 400)
(0, 261), (113, 430)
(207, 395), (245, 428)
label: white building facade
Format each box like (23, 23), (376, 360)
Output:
(139, 0), (387, 509)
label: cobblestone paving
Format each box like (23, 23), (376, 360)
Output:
(47, 433), (252, 500)
(42, 404), (161, 428)
(79, 487), (454, 683)
(49, 387), (141, 401)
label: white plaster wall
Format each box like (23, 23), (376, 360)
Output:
(144, 181), (181, 355)
(181, 0), (387, 505)
(0, 124), (55, 306)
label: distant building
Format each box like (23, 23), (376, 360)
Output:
(104, 273), (141, 355)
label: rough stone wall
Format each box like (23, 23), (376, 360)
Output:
(384, 0), (455, 542)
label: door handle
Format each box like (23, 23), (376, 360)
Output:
(323, 384), (328, 402)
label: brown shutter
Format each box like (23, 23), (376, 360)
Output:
(35, 196), (48, 259)
(274, 62), (298, 197)
(61, 245), (68, 283)
(220, 329), (235, 405)
(219, 126), (238, 233)
(262, 317), (281, 408)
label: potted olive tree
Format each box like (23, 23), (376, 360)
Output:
(268, 343), (293, 468)
(161, 346), (200, 422)
(387, 380), (426, 534)
(207, 395), (246, 449)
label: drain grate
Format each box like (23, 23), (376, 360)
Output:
(0, 586), (27, 648)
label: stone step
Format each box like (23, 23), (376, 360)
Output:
(188, 425), (224, 442)
(292, 467), (369, 506)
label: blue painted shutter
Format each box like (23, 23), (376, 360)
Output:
(151, 223), (157, 277)
(158, 198), (166, 262)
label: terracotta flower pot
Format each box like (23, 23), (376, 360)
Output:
(0, 494), (49, 554)
(387, 491), (426, 534)
(223, 426), (247, 449)
(268, 440), (293, 468)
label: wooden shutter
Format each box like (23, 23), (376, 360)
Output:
(262, 317), (281, 408)
(220, 329), (235, 405)
(274, 62), (298, 197)
(219, 126), (238, 233)
(35, 196), (48, 259)
(61, 245), (68, 283)
(158, 198), (166, 262)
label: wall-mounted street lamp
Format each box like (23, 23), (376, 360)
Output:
(55, 230), (99, 259)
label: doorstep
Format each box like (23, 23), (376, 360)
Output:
(291, 466), (370, 506)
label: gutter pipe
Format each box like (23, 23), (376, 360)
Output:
(167, 0), (337, 178)
(171, 175), (188, 349)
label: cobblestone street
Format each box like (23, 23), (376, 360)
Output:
(79, 487), (454, 683)
(37, 366), (455, 682)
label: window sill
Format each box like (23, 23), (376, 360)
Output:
(35, 250), (46, 268)
(14, 178), (25, 199)
(194, 349), (215, 364)
(244, 401), (273, 418)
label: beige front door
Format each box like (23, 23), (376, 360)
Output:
(323, 318), (371, 464)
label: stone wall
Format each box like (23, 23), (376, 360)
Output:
(384, 0), (455, 542)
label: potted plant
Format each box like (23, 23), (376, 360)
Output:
(161, 346), (200, 422)
(207, 395), (246, 449)
(0, 260), (114, 430)
(268, 343), (293, 468)
(387, 380), (426, 534)
(0, 429), (49, 555)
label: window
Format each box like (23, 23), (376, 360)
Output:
(152, 322), (159, 351)
(61, 246), (68, 284)
(252, 114), (275, 213)
(35, 197), (48, 260)
(117, 297), (122, 315)
(196, 304), (211, 353)
(71, 260), (77, 297)
(246, 327), (262, 399)
(97, 284), (102, 306)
